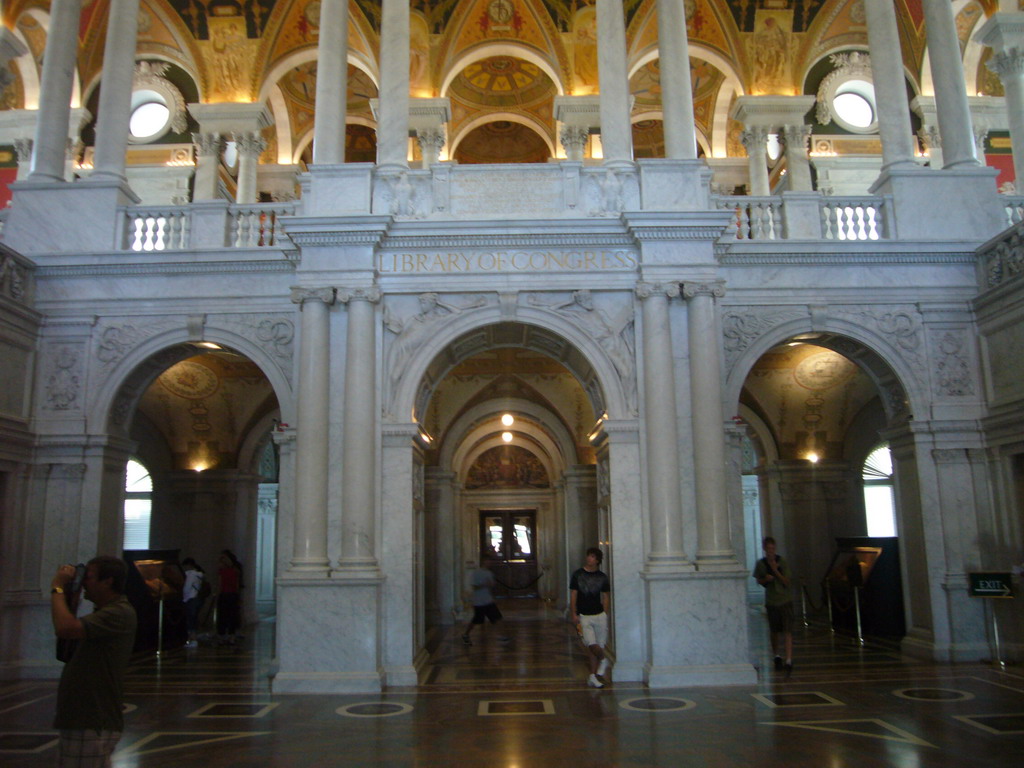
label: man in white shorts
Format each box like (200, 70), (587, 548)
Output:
(569, 547), (611, 688)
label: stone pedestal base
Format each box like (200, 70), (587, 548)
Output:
(870, 166), (1003, 241)
(271, 577), (383, 693)
(643, 570), (756, 687)
(0, 600), (61, 680)
(303, 164), (374, 216)
(637, 159), (713, 210)
(4, 178), (139, 254)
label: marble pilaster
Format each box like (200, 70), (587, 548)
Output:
(376, 0), (410, 168)
(595, 0), (633, 164)
(781, 124), (813, 192)
(311, 0), (348, 165)
(636, 281), (688, 571)
(863, 0), (918, 170)
(90, 0), (140, 182)
(336, 287), (381, 574)
(684, 281), (737, 570)
(921, 0), (978, 168)
(656, 0), (698, 159)
(287, 286), (335, 576)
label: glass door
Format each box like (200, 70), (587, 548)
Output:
(479, 510), (538, 598)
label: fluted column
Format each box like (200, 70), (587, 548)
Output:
(637, 281), (687, 570)
(289, 287), (336, 575)
(376, 0), (410, 167)
(863, 0), (917, 169)
(684, 281), (736, 569)
(979, 15), (1024, 189)
(192, 132), (225, 200)
(656, 0), (698, 159)
(921, 0), (978, 168)
(596, 0), (633, 164)
(28, 0), (80, 181)
(740, 127), (770, 196)
(782, 124), (813, 191)
(90, 0), (140, 181)
(337, 287), (382, 573)
(312, 0), (348, 164)
(235, 131), (267, 204)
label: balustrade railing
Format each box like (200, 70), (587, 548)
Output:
(125, 207), (190, 251)
(230, 203), (293, 248)
(714, 196), (782, 240)
(820, 196), (888, 240)
(124, 202), (296, 251)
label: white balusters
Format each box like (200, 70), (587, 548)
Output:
(713, 196), (781, 240)
(820, 197), (886, 241)
(125, 207), (189, 251)
(230, 203), (294, 248)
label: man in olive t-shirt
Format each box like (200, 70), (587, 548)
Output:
(51, 556), (137, 766)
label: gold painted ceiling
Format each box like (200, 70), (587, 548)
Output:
(0, 0), (1005, 161)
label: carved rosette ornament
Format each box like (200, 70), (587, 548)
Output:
(721, 308), (807, 372)
(815, 52), (873, 126)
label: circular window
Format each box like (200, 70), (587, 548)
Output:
(815, 51), (879, 135)
(130, 99), (170, 140)
(833, 80), (875, 130)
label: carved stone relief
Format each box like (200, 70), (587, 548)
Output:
(43, 344), (83, 411)
(931, 330), (975, 397)
(721, 308), (807, 374)
(220, 313), (296, 387)
(831, 305), (926, 377)
(528, 290), (637, 414)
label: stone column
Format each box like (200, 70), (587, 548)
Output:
(637, 281), (688, 570)
(192, 132), (225, 200)
(656, 0), (698, 159)
(0, 26), (27, 65)
(312, 0), (348, 164)
(921, 0), (978, 168)
(978, 14), (1024, 189)
(288, 287), (336, 576)
(13, 138), (33, 180)
(560, 126), (589, 162)
(376, 0), (410, 168)
(739, 127), (770, 196)
(90, 0), (140, 181)
(409, 98), (451, 169)
(595, 0), (633, 164)
(684, 281), (736, 570)
(28, 0), (80, 181)
(235, 131), (267, 204)
(863, 0), (917, 169)
(782, 124), (813, 192)
(337, 287), (381, 573)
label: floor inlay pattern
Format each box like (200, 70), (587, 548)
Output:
(4, 603), (1024, 767)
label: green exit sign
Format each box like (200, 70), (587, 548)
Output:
(968, 572), (1014, 598)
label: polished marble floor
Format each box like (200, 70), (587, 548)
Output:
(3, 600), (1023, 767)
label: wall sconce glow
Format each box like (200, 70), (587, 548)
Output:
(192, 463), (207, 472)
(806, 452), (820, 464)
(418, 430), (433, 444)
(501, 413), (514, 427)
(501, 431), (513, 443)
(196, 341), (222, 349)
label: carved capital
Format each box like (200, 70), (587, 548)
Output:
(560, 125), (589, 154)
(337, 286), (382, 304)
(781, 124), (812, 152)
(918, 126), (941, 151)
(682, 281), (726, 299)
(416, 129), (446, 155)
(13, 137), (32, 163)
(290, 287), (336, 306)
(740, 127), (769, 154)
(987, 48), (1024, 79)
(192, 131), (225, 157)
(234, 131), (268, 157)
(635, 281), (680, 300)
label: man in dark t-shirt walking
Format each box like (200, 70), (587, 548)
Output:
(569, 546), (611, 688)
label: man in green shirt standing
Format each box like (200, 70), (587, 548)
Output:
(50, 556), (137, 767)
(753, 536), (794, 675)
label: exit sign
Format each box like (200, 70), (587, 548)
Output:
(968, 572), (1014, 598)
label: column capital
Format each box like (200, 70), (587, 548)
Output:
(635, 281), (680, 300)
(337, 286), (382, 304)
(682, 281), (726, 299)
(781, 124), (812, 148)
(290, 286), (336, 306)
(559, 125), (589, 158)
(192, 131), (225, 158)
(739, 126), (769, 150)
(235, 131), (268, 157)
(987, 48), (1024, 79)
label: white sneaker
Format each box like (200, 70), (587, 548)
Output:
(587, 673), (604, 688)
(597, 658), (608, 676)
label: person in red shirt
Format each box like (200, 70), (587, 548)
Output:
(216, 550), (243, 645)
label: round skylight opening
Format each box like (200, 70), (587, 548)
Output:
(832, 80), (876, 131)
(129, 91), (170, 140)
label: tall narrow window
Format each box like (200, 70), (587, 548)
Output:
(123, 458), (152, 550)
(863, 444), (896, 537)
